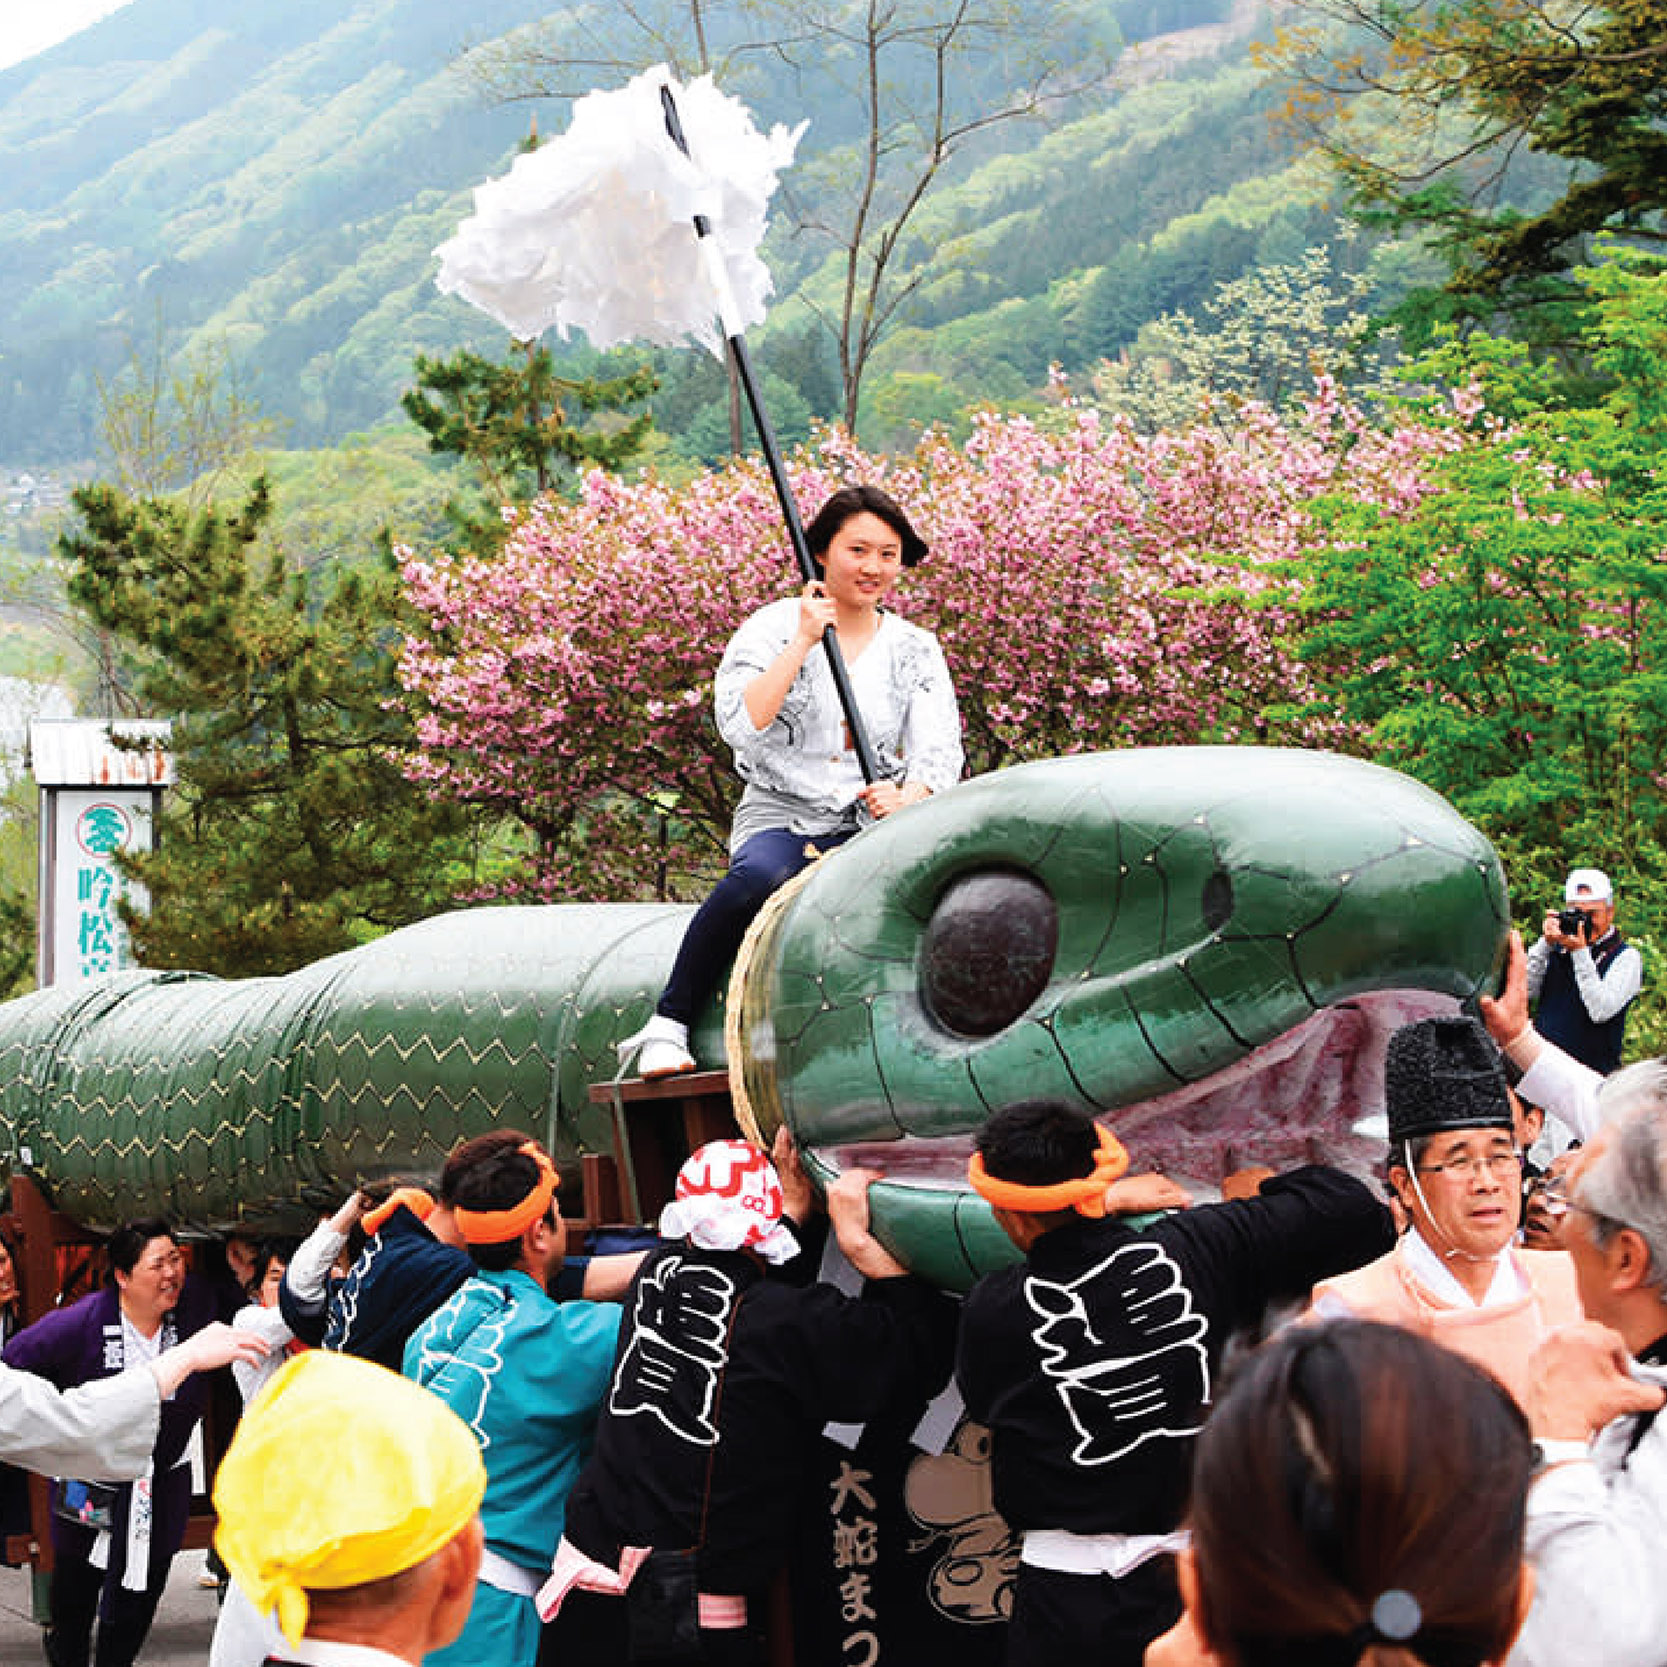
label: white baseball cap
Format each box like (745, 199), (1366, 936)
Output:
(1564, 867), (1613, 902)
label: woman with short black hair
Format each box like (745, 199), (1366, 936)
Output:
(4, 1218), (218, 1667)
(625, 484), (962, 1077)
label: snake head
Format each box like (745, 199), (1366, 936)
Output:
(732, 748), (1508, 1289)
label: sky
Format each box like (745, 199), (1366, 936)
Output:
(0, 0), (136, 72)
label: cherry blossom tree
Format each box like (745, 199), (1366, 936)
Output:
(396, 386), (1467, 899)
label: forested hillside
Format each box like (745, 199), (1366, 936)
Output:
(0, 0), (559, 456)
(0, 0), (1335, 464)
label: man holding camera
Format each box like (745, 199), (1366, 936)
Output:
(1527, 867), (1643, 1075)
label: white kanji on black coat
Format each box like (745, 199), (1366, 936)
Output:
(1023, 1242), (1208, 1466)
(608, 1256), (737, 1447)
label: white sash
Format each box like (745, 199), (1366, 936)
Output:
(102, 1309), (177, 1589)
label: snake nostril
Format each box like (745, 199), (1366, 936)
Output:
(920, 868), (1059, 1037)
(1202, 868), (1233, 932)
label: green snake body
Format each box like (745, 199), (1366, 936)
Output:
(0, 748), (1507, 1289)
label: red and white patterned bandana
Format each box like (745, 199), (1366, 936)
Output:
(658, 1140), (800, 1264)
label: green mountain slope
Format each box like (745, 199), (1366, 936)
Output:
(0, 0), (560, 457)
(787, 60), (1335, 428)
(0, 0), (1314, 463)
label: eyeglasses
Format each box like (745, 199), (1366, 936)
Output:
(1529, 1171), (1571, 1217)
(1558, 1189), (1609, 1226)
(1415, 1148), (1524, 1182)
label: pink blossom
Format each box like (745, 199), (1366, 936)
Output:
(397, 393), (1462, 896)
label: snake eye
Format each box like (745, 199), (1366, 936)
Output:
(921, 868), (1059, 1037)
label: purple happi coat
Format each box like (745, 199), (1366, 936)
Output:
(3, 1277), (214, 1599)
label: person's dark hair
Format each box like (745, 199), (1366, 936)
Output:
(440, 1132), (534, 1206)
(353, 1174), (438, 1261)
(443, 1131), (553, 1273)
(1188, 1320), (1532, 1667)
(1384, 1135), (1435, 1187)
(248, 1235), (302, 1297)
(0, 1221), (22, 1317)
(975, 1100), (1101, 1188)
(107, 1218), (176, 1279)
(804, 484), (928, 571)
(359, 1175), (437, 1207)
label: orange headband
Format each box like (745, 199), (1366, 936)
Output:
(452, 1144), (559, 1244)
(362, 1187), (436, 1236)
(967, 1124), (1130, 1218)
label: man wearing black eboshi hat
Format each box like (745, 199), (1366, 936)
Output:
(1313, 1013), (1582, 1406)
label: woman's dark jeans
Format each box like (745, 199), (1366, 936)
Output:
(656, 827), (853, 1025)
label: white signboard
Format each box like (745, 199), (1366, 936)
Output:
(47, 789), (155, 985)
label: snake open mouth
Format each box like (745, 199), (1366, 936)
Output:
(822, 988), (1457, 1196)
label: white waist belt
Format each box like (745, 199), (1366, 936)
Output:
(1020, 1527), (1191, 1579)
(479, 1548), (542, 1598)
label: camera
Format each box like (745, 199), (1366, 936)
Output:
(1557, 907), (1591, 939)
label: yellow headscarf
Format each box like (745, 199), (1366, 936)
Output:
(213, 1351), (485, 1645)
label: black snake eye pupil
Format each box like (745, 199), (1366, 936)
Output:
(921, 869), (1059, 1037)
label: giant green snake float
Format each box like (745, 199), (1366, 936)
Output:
(0, 748), (1508, 1291)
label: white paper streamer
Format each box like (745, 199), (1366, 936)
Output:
(435, 65), (805, 355)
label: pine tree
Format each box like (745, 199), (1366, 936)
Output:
(402, 343), (656, 552)
(59, 478), (484, 976)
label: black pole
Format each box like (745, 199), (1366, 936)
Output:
(660, 83), (882, 785)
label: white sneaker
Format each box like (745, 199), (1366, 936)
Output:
(619, 1014), (696, 1079)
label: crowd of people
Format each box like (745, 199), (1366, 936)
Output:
(0, 1226), (269, 1667)
(0, 951), (1658, 1667)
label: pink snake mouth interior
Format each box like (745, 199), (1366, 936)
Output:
(829, 990), (1457, 1197)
